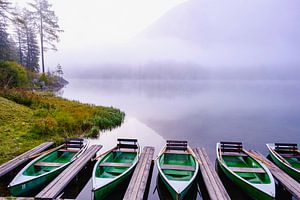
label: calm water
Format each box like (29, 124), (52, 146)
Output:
(2, 79), (300, 199)
(61, 79), (300, 200)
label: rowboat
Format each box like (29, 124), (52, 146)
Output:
(8, 138), (89, 197)
(156, 140), (199, 200)
(217, 142), (275, 200)
(267, 143), (300, 181)
(92, 138), (140, 200)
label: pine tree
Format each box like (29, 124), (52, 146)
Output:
(13, 9), (40, 72)
(29, 0), (62, 73)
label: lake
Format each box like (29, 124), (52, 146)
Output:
(1, 79), (299, 199)
(62, 79), (300, 200)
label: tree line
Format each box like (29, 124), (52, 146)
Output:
(0, 0), (62, 74)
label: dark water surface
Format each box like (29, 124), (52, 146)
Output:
(1, 79), (299, 199)
(61, 79), (300, 200)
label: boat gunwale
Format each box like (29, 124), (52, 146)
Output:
(216, 142), (275, 198)
(92, 145), (140, 192)
(266, 143), (300, 173)
(156, 145), (199, 195)
(8, 139), (89, 188)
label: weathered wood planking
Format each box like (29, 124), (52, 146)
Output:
(249, 150), (300, 199)
(123, 146), (155, 200)
(35, 145), (102, 199)
(0, 142), (54, 178)
(193, 147), (231, 200)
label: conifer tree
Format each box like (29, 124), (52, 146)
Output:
(29, 0), (62, 73)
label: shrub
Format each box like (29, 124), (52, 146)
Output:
(0, 61), (28, 88)
(32, 116), (58, 135)
(0, 89), (33, 106)
(87, 126), (100, 138)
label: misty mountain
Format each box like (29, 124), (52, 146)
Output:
(65, 0), (300, 80)
(139, 0), (300, 67)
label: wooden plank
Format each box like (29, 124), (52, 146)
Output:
(222, 152), (248, 157)
(99, 162), (132, 167)
(167, 140), (188, 144)
(249, 150), (300, 199)
(34, 162), (65, 167)
(193, 147), (231, 200)
(58, 148), (80, 153)
(35, 145), (102, 199)
(117, 138), (138, 142)
(198, 148), (229, 200)
(161, 164), (195, 171)
(0, 142), (54, 178)
(228, 167), (265, 173)
(123, 146), (155, 200)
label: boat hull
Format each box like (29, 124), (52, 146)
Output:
(93, 168), (133, 200)
(8, 167), (65, 196)
(268, 149), (300, 181)
(219, 163), (273, 200)
(159, 173), (191, 200)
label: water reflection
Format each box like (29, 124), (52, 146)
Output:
(62, 79), (300, 160)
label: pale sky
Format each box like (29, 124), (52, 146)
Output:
(12, 0), (186, 72)
(12, 0), (300, 77)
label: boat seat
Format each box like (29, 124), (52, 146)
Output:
(280, 154), (300, 158)
(222, 152), (248, 157)
(34, 162), (65, 167)
(165, 150), (189, 155)
(229, 167), (265, 173)
(58, 148), (80, 153)
(99, 162), (132, 167)
(161, 164), (195, 171)
(112, 149), (137, 153)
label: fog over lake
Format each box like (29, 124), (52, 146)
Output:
(61, 79), (300, 199)
(62, 79), (300, 159)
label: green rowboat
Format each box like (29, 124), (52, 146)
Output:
(267, 143), (300, 181)
(8, 138), (89, 197)
(156, 140), (199, 200)
(92, 138), (140, 200)
(217, 142), (275, 200)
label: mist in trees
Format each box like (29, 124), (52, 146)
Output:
(29, 0), (62, 73)
(0, 0), (62, 74)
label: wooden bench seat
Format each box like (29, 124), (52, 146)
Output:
(281, 154), (300, 159)
(34, 162), (65, 167)
(165, 150), (189, 155)
(99, 162), (132, 167)
(222, 152), (248, 157)
(229, 167), (265, 173)
(58, 148), (80, 153)
(161, 164), (195, 171)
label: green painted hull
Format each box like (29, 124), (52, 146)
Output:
(93, 150), (138, 200)
(159, 173), (191, 200)
(269, 150), (300, 181)
(157, 149), (198, 200)
(219, 163), (273, 200)
(93, 168), (132, 200)
(8, 167), (65, 196)
(9, 147), (81, 196)
(217, 143), (274, 200)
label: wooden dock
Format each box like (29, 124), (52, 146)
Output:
(123, 146), (155, 200)
(0, 142), (54, 178)
(193, 147), (231, 200)
(35, 145), (102, 199)
(249, 150), (300, 199)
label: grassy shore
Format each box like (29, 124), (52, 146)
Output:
(0, 89), (125, 164)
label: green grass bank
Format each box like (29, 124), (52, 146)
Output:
(0, 89), (125, 164)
